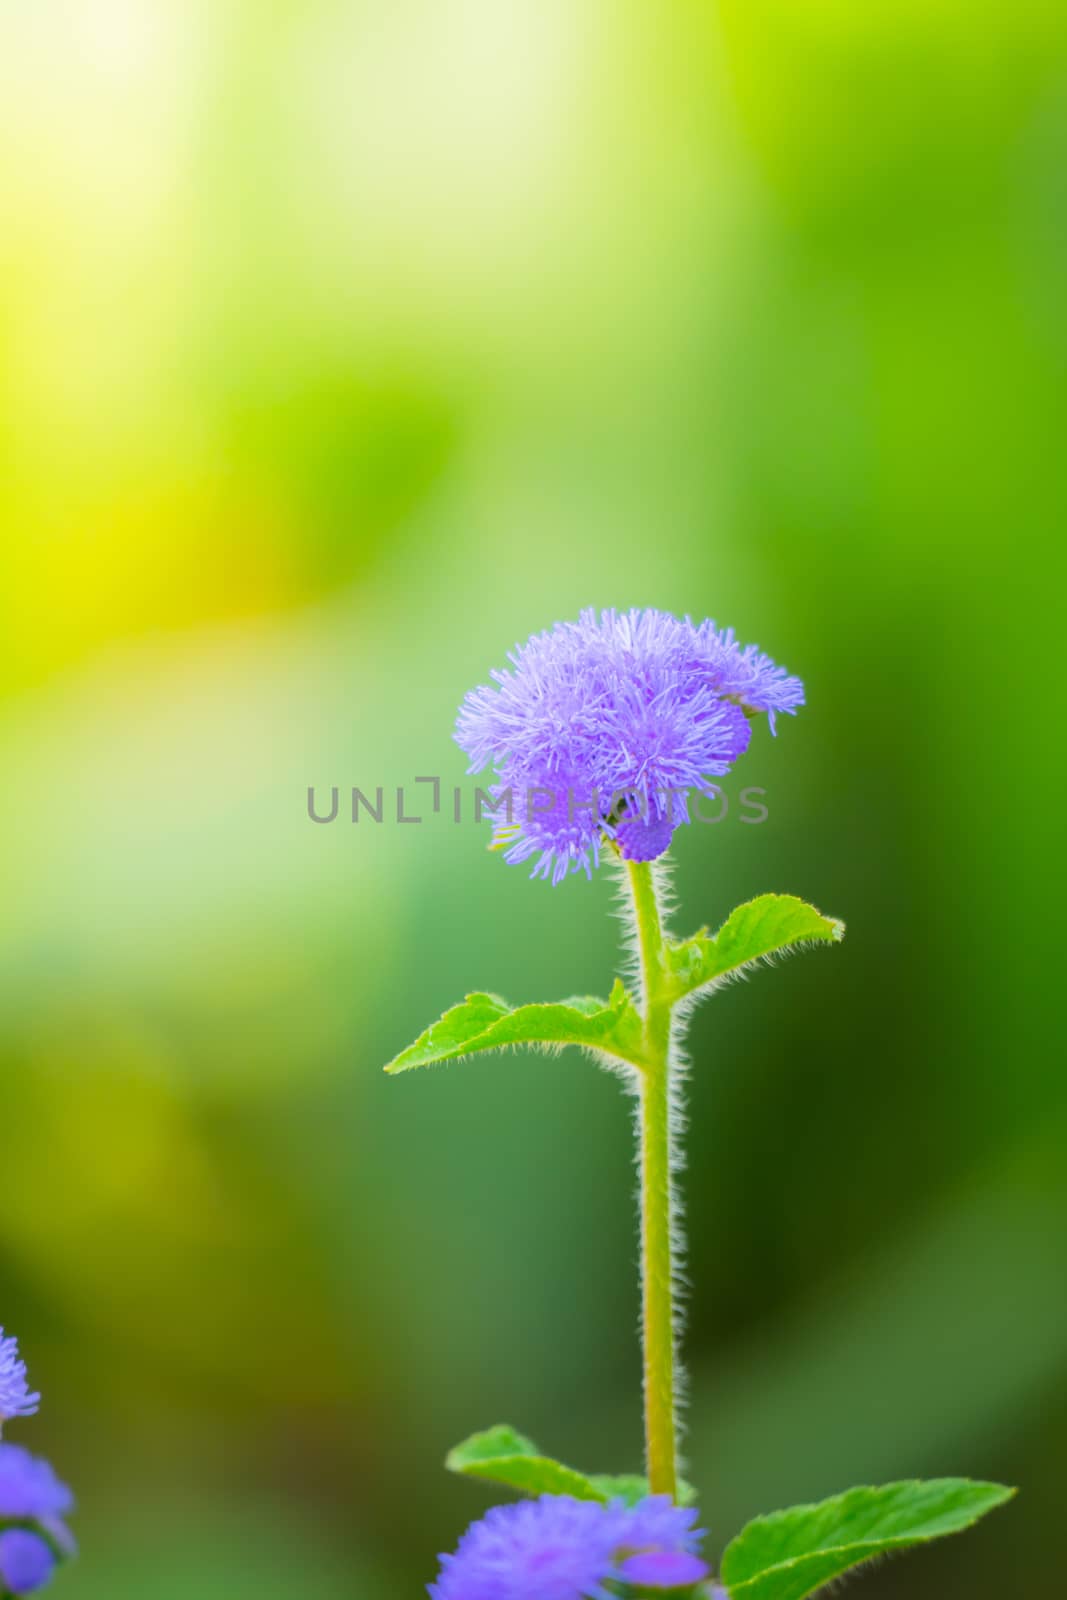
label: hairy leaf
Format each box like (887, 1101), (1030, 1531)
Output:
(720, 1478), (1014, 1600)
(667, 894), (843, 1002)
(445, 1430), (700, 1508)
(446, 1426), (604, 1501)
(384, 979), (644, 1073)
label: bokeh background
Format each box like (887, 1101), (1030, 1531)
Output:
(2, 2), (1065, 1595)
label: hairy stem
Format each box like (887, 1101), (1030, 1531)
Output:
(626, 858), (679, 1500)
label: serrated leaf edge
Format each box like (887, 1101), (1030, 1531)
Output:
(384, 982), (645, 1075)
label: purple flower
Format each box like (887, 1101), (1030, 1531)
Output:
(0, 1447), (73, 1522)
(455, 608), (802, 882)
(618, 1550), (711, 1589)
(0, 1443), (75, 1577)
(615, 1494), (704, 1555)
(0, 1333), (39, 1424)
(428, 1493), (706, 1600)
(0, 1530), (55, 1594)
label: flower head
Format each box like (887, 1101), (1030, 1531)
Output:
(0, 1445), (74, 1523)
(614, 1494), (705, 1555)
(428, 1493), (706, 1600)
(0, 1333), (39, 1424)
(0, 1445), (75, 1595)
(456, 608), (802, 882)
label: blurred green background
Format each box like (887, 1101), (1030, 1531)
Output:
(2, 2), (1065, 1595)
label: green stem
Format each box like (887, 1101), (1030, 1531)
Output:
(625, 858), (679, 1501)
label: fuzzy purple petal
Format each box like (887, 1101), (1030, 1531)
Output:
(428, 1496), (619, 1600)
(0, 1446), (74, 1519)
(609, 1493), (705, 1554)
(618, 1549), (711, 1589)
(0, 1331), (39, 1422)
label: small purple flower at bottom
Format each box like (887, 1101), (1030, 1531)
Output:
(618, 1550), (711, 1589)
(429, 1493), (705, 1600)
(614, 814), (677, 863)
(0, 1530), (55, 1594)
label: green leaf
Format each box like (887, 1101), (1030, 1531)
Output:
(720, 1478), (1014, 1600)
(445, 1426), (604, 1501)
(445, 1429), (700, 1508)
(384, 979), (644, 1073)
(666, 894), (844, 1002)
